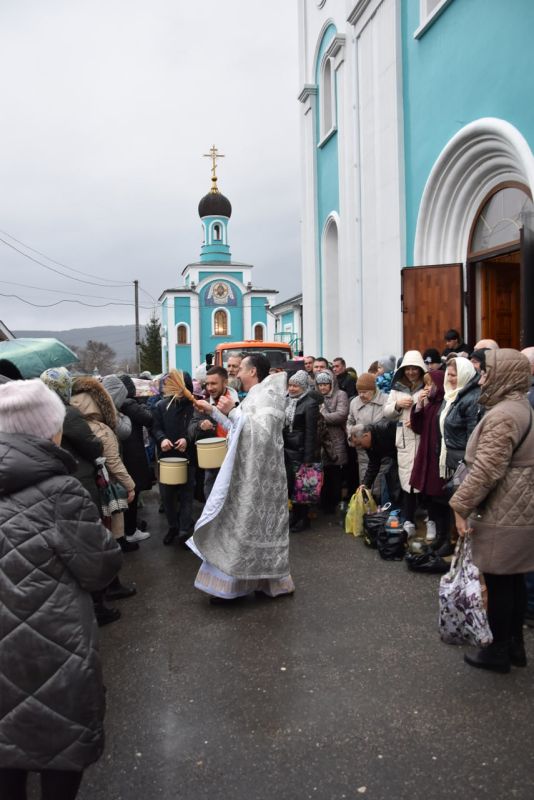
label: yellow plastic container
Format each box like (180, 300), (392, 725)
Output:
(159, 457), (188, 485)
(196, 437), (227, 469)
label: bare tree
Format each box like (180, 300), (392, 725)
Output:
(76, 340), (117, 375)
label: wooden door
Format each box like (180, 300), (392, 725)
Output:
(481, 261), (520, 349)
(520, 221), (534, 348)
(401, 264), (463, 353)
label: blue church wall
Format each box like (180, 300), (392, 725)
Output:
(402, 0), (534, 262)
(315, 23), (340, 232)
(199, 280), (244, 359)
(174, 345), (192, 373)
(281, 310), (294, 329)
(251, 296), (268, 326)
(173, 297), (192, 373)
(174, 296), (191, 327)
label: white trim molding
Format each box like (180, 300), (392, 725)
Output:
(414, 118), (534, 265)
(414, 0), (454, 39)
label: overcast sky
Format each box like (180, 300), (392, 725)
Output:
(0, 1), (301, 331)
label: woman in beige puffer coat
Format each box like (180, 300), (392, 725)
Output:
(384, 351), (427, 534)
(450, 348), (534, 674)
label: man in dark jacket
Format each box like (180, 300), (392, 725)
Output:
(350, 419), (400, 503)
(152, 371), (195, 545)
(332, 357), (357, 399)
(0, 379), (122, 797)
(188, 366), (238, 501)
(441, 329), (471, 360)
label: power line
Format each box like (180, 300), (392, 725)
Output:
(0, 291), (152, 309)
(0, 279), (137, 303)
(0, 229), (132, 286)
(0, 236), (132, 288)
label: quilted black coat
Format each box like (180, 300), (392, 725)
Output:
(0, 432), (122, 770)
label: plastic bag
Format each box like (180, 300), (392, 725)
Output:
(345, 486), (377, 537)
(362, 502), (391, 549)
(438, 535), (493, 647)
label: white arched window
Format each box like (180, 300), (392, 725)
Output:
(213, 308), (229, 336)
(213, 223), (222, 241)
(176, 323), (189, 345)
(320, 57), (335, 138)
(253, 323), (265, 341)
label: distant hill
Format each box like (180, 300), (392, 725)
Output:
(13, 325), (144, 364)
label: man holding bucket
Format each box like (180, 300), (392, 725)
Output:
(188, 354), (295, 603)
(189, 366), (238, 500)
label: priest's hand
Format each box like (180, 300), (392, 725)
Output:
(216, 394), (235, 416)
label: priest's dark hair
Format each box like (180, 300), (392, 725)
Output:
(244, 353), (270, 383)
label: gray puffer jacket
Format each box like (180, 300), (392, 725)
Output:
(0, 432), (122, 770)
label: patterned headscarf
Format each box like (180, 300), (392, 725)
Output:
(315, 371), (333, 386)
(40, 366), (72, 405)
(288, 370), (309, 389)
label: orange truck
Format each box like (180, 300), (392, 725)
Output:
(213, 340), (292, 368)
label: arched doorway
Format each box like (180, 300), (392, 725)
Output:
(404, 119), (534, 352)
(466, 184), (533, 349)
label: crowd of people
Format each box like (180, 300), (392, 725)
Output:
(1, 330), (534, 797)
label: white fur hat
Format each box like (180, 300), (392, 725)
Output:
(0, 379), (66, 440)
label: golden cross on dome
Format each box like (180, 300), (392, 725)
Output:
(203, 144), (225, 193)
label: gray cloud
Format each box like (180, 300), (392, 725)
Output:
(0, 0), (301, 330)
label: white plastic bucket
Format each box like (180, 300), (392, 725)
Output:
(159, 457), (188, 485)
(196, 437), (227, 469)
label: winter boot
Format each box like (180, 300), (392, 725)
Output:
(464, 643), (511, 674)
(106, 575), (137, 601)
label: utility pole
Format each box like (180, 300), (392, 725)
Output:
(134, 279), (141, 373)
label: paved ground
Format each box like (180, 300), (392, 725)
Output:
(38, 490), (534, 799)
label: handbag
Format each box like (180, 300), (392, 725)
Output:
(444, 459), (469, 497)
(96, 458), (129, 517)
(438, 535), (493, 647)
(292, 463), (324, 504)
(344, 486), (377, 537)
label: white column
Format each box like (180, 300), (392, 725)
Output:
(167, 294), (176, 371)
(298, 85), (320, 356)
(190, 292), (200, 369)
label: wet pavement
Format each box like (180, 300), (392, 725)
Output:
(70, 490), (533, 799)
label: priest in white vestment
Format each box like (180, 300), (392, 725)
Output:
(188, 354), (295, 601)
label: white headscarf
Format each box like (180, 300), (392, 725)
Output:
(438, 357), (476, 477)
